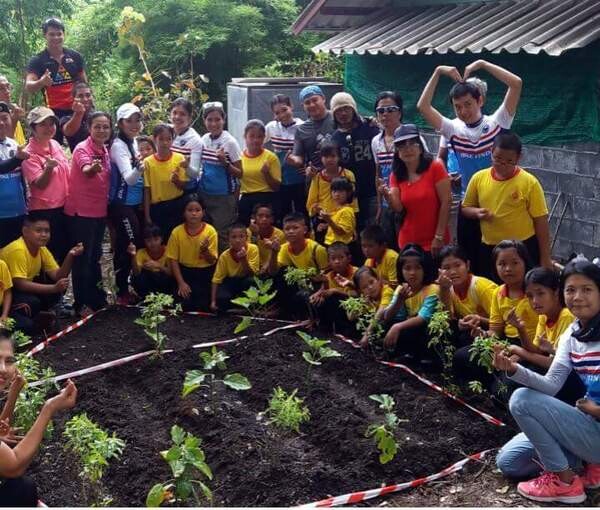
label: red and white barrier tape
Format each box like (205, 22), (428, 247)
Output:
(334, 334), (506, 427)
(299, 449), (493, 508)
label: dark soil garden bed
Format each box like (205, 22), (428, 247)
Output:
(28, 309), (515, 507)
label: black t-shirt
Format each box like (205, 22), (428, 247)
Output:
(332, 119), (380, 198)
(60, 112), (91, 152)
(27, 48), (85, 111)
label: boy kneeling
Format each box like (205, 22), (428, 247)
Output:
(0, 213), (83, 332)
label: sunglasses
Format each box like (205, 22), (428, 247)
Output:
(376, 106), (400, 114)
(203, 101), (223, 110)
(395, 138), (420, 149)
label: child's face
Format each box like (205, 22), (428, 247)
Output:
(154, 132), (173, 153)
(229, 229), (247, 250)
(204, 111), (224, 135)
(138, 141), (154, 159)
(526, 282), (558, 316)
(244, 127), (265, 153)
(359, 273), (382, 301)
(492, 147), (520, 176)
(564, 274), (600, 324)
(440, 255), (469, 287)
(495, 248), (526, 287)
(273, 103), (293, 124)
(144, 235), (163, 252)
(0, 339), (16, 391)
(170, 105), (191, 132)
(283, 220), (307, 244)
(361, 239), (384, 260)
(184, 201), (204, 224)
(329, 250), (350, 274)
(321, 152), (339, 170)
(401, 256), (424, 290)
(331, 189), (349, 205)
(90, 116), (111, 145)
(451, 93), (483, 125)
(254, 208), (273, 230)
(23, 221), (50, 248)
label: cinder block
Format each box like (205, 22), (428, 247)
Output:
(521, 146), (543, 168)
(573, 152), (600, 178)
(542, 149), (577, 174)
(572, 197), (600, 221)
(557, 173), (598, 199)
(552, 219), (595, 245)
(529, 168), (559, 193)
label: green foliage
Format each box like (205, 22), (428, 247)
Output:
(340, 296), (386, 349)
(265, 387), (310, 433)
(146, 425), (212, 507)
(468, 380), (484, 395)
(1, 318), (31, 348)
(427, 303), (455, 387)
(134, 293), (181, 356)
(283, 266), (318, 292)
(231, 277), (277, 333)
(365, 394), (405, 465)
(182, 347), (251, 413)
(297, 331), (341, 366)
(468, 335), (511, 374)
(13, 354), (57, 438)
(63, 413), (125, 505)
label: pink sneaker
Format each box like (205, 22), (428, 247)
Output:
(517, 472), (586, 504)
(582, 463), (600, 489)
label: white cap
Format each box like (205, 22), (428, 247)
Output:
(116, 103), (142, 122)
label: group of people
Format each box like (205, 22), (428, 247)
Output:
(0, 15), (599, 508)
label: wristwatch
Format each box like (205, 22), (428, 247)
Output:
(434, 234), (444, 241)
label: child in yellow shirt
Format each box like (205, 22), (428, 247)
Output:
(127, 225), (172, 299)
(210, 224), (260, 312)
(361, 225), (398, 287)
(317, 177), (356, 247)
(166, 195), (217, 311)
(247, 203), (285, 274)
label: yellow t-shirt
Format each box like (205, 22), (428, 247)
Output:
(135, 247), (168, 272)
(534, 308), (575, 349)
(240, 149), (281, 194)
(489, 284), (539, 340)
(451, 275), (498, 319)
(14, 121), (26, 146)
(0, 237), (59, 281)
(143, 153), (187, 204)
(0, 259), (13, 306)
(306, 168), (359, 216)
(368, 284), (394, 311)
(366, 249), (399, 288)
(404, 284), (440, 317)
(325, 205), (356, 245)
(277, 239), (328, 271)
(462, 167), (548, 245)
(325, 266), (357, 294)
(247, 227), (285, 268)
(166, 223), (218, 269)
(212, 244), (260, 284)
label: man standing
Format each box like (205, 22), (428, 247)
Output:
(59, 82), (95, 152)
(25, 17), (87, 139)
(0, 76), (25, 145)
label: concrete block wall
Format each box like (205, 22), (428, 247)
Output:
(421, 133), (600, 262)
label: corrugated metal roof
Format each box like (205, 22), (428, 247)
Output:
(310, 0), (600, 56)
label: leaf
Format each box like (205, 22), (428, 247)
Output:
(302, 352), (321, 365)
(223, 373), (251, 390)
(182, 370), (207, 397)
(170, 425), (186, 446)
(192, 459), (213, 480)
(175, 478), (192, 499)
(296, 331), (312, 343)
(164, 446), (181, 462)
(369, 394), (386, 405)
(320, 347), (342, 359)
(170, 459), (185, 478)
(197, 480), (213, 501)
(146, 483), (166, 507)
(230, 297), (251, 309)
(234, 316), (253, 334)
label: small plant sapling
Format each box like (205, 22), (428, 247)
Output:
(468, 380), (484, 395)
(230, 277), (277, 333)
(427, 303), (456, 388)
(146, 425), (212, 507)
(365, 394), (406, 465)
(297, 331), (341, 383)
(182, 346), (251, 413)
(265, 387), (310, 433)
(1, 317), (32, 348)
(134, 293), (182, 356)
(340, 296), (385, 352)
(284, 266), (319, 322)
(468, 334), (511, 374)
(63, 413), (125, 505)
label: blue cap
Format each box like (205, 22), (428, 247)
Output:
(299, 85), (324, 103)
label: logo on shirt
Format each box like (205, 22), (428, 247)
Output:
(511, 190), (520, 200)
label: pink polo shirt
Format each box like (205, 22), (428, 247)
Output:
(64, 137), (111, 218)
(21, 138), (70, 210)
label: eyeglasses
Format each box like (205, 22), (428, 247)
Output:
(395, 139), (420, 149)
(376, 106), (400, 114)
(203, 101), (223, 110)
(492, 155), (517, 166)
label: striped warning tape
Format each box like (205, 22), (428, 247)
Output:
(299, 449), (493, 508)
(334, 334), (506, 427)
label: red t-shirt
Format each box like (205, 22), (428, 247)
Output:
(389, 159), (449, 251)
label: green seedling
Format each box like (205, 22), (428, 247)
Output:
(231, 277), (277, 333)
(146, 425), (212, 507)
(14, 354), (57, 438)
(340, 296), (385, 352)
(1, 318), (32, 348)
(297, 330), (341, 383)
(134, 293), (181, 356)
(427, 303), (456, 388)
(365, 394), (405, 465)
(182, 346), (251, 413)
(468, 334), (511, 374)
(468, 380), (484, 395)
(265, 387), (310, 433)
(283, 266), (318, 292)
(63, 413), (125, 506)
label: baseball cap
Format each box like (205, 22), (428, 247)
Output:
(393, 124), (420, 144)
(27, 106), (58, 126)
(116, 103), (142, 122)
(299, 85), (324, 103)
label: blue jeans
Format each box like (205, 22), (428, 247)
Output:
(498, 388), (600, 476)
